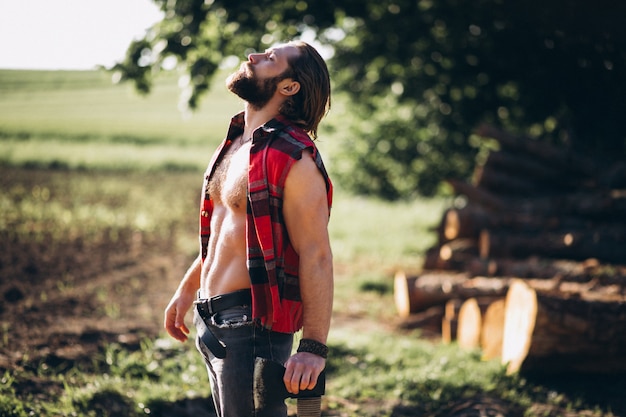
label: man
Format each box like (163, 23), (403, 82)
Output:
(164, 40), (333, 417)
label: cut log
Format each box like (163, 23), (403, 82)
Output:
(457, 297), (503, 351)
(442, 204), (600, 243)
(393, 272), (511, 315)
(450, 182), (626, 221)
(439, 239), (478, 260)
(479, 229), (626, 264)
(513, 190), (626, 219)
(457, 298), (482, 350)
(442, 206), (488, 241)
(393, 271), (419, 318)
(446, 179), (506, 210)
(502, 279), (626, 374)
(476, 124), (597, 178)
(396, 305), (445, 337)
(480, 299), (506, 360)
(465, 257), (499, 277)
(441, 299), (463, 344)
(483, 150), (572, 188)
(423, 247), (466, 271)
(475, 163), (539, 196)
(393, 271), (469, 315)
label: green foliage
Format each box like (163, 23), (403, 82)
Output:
(115, 0), (626, 198)
(0, 374), (28, 417)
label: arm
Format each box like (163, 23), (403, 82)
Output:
(282, 150), (334, 394)
(164, 255), (201, 342)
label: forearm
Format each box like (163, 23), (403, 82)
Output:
(164, 255), (202, 342)
(176, 255), (202, 297)
(299, 249), (334, 344)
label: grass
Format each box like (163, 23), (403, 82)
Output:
(0, 69), (621, 417)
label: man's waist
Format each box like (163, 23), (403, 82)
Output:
(195, 288), (252, 317)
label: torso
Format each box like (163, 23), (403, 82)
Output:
(200, 137), (252, 297)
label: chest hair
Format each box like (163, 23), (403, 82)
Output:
(207, 141), (250, 210)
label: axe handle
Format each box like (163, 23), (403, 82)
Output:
(297, 397), (321, 417)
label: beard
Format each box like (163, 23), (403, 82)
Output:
(226, 63), (286, 110)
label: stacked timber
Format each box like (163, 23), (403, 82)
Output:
(395, 125), (626, 374)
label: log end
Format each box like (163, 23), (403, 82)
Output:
(480, 298), (506, 360)
(394, 270), (417, 318)
(501, 279), (538, 374)
(457, 298), (482, 350)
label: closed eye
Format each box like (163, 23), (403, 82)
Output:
(265, 49), (277, 60)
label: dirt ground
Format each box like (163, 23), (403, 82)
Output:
(0, 230), (196, 406)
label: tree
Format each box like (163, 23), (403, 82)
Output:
(115, 0), (626, 199)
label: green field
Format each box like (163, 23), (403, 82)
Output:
(0, 69), (621, 417)
(0, 69), (240, 171)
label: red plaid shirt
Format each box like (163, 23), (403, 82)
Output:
(200, 112), (333, 333)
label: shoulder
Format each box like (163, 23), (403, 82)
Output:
(266, 117), (316, 158)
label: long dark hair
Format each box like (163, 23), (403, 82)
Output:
(279, 41), (331, 139)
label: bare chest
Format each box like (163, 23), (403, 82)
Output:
(207, 141), (251, 210)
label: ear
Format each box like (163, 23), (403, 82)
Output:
(279, 79), (300, 96)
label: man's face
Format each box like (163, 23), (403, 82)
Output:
(226, 44), (299, 110)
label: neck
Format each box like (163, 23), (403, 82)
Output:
(242, 100), (282, 140)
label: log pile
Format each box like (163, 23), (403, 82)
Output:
(395, 126), (626, 374)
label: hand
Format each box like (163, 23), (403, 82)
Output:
(164, 292), (194, 342)
(283, 351), (326, 395)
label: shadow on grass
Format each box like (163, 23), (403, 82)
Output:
(72, 390), (216, 417)
(524, 372), (626, 416)
(145, 397), (216, 417)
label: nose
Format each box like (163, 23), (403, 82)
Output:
(248, 53), (265, 64)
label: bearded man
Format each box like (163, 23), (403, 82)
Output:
(164, 41), (333, 417)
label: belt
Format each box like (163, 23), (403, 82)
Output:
(195, 288), (252, 318)
(194, 289), (252, 359)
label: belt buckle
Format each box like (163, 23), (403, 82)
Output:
(195, 299), (212, 319)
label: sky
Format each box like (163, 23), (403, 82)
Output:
(0, 0), (164, 70)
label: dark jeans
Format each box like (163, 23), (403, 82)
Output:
(194, 305), (293, 417)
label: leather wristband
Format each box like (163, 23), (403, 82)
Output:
(297, 338), (328, 359)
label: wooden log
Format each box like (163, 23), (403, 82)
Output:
(467, 255), (563, 279)
(441, 299), (463, 344)
(457, 297), (503, 351)
(394, 271), (470, 315)
(480, 229), (626, 264)
(396, 305), (446, 337)
(475, 124), (597, 178)
(475, 163), (540, 196)
(393, 271), (419, 318)
(442, 204), (604, 245)
(446, 179), (506, 210)
(465, 257), (499, 277)
(480, 298), (506, 360)
(423, 246), (470, 271)
(442, 206), (490, 241)
(439, 239), (478, 261)
(502, 279), (626, 374)
(423, 241), (480, 272)
(457, 298), (482, 350)
(450, 179), (626, 222)
(393, 272), (511, 315)
(513, 190), (626, 219)
(483, 150), (572, 188)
